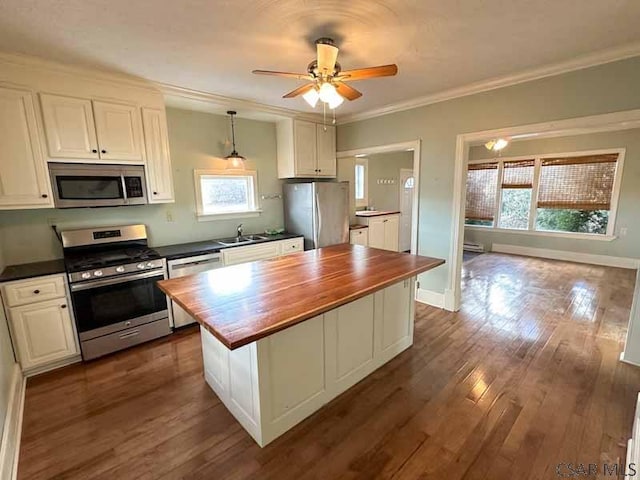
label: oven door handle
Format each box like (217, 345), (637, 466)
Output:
(70, 270), (165, 292)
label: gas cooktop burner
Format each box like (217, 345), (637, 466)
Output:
(65, 247), (161, 273)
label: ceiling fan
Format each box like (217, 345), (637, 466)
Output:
(252, 37), (398, 109)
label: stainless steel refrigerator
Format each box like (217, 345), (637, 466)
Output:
(283, 182), (349, 250)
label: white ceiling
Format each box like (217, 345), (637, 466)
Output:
(1, 0), (640, 117)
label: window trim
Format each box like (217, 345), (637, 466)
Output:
(193, 169), (262, 221)
(466, 148), (625, 238)
(355, 158), (368, 207)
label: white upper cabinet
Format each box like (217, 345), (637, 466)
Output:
(293, 120), (318, 176)
(316, 123), (336, 177)
(40, 94), (99, 159)
(40, 93), (144, 163)
(142, 107), (174, 203)
(277, 119), (336, 179)
(0, 87), (52, 209)
(93, 101), (144, 161)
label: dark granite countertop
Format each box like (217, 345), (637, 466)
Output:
(154, 233), (304, 261)
(0, 259), (67, 283)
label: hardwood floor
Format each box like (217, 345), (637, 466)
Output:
(18, 253), (640, 479)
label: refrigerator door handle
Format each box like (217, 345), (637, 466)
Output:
(315, 192), (323, 238)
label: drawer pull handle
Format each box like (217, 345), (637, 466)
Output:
(41, 194), (48, 198)
(119, 330), (140, 339)
(92, 149), (98, 153)
(101, 149), (107, 154)
(61, 304), (67, 309)
(33, 289), (40, 294)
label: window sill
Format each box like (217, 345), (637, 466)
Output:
(464, 225), (617, 242)
(197, 210), (263, 222)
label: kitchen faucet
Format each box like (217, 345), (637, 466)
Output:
(237, 224), (243, 238)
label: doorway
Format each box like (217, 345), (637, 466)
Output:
(399, 168), (414, 252)
(336, 141), (421, 254)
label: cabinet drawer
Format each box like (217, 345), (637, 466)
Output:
(223, 242), (281, 266)
(279, 238), (304, 256)
(3, 274), (67, 307)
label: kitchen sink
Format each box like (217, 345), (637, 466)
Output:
(217, 235), (269, 246)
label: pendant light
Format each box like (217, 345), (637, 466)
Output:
(225, 110), (246, 170)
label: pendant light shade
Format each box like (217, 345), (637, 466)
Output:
(225, 110), (246, 170)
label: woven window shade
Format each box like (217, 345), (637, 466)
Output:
(537, 153), (618, 210)
(502, 160), (534, 189)
(466, 163), (498, 221)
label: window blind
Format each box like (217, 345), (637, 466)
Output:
(537, 153), (618, 210)
(465, 162), (498, 221)
(502, 159), (534, 189)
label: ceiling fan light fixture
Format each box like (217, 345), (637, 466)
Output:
(225, 110), (246, 170)
(302, 87), (320, 108)
(485, 138), (509, 152)
(318, 82), (337, 103)
(328, 92), (344, 109)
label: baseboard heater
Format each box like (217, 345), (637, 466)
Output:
(463, 242), (485, 253)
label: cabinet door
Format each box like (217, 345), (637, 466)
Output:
(40, 93), (99, 159)
(0, 87), (52, 208)
(350, 228), (369, 246)
(293, 120), (317, 176)
(142, 108), (174, 203)
(315, 124), (336, 177)
(222, 242), (281, 266)
(383, 215), (400, 252)
(10, 298), (78, 370)
(367, 218), (386, 249)
(93, 101), (144, 162)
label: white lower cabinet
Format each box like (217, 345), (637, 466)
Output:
(200, 276), (415, 447)
(349, 228), (369, 246)
(357, 214), (400, 252)
(2, 274), (80, 374)
(222, 237), (304, 266)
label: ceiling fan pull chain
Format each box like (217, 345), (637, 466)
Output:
(332, 108), (336, 125)
(323, 102), (327, 129)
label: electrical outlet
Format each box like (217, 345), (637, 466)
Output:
(166, 209), (174, 222)
(619, 227), (628, 237)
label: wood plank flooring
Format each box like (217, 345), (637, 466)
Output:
(18, 253), (640, 479)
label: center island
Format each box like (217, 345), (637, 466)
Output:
(158, 244), (445, 446)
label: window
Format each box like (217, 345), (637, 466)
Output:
(465, 162), (498, 226)
(355, 159), (368, 207)
(464, 150), (623, 237)
(194, 169), (260, 219)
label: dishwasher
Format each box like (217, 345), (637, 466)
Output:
(167, 252), (223, 328)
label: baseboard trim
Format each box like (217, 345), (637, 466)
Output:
(0, 365), (25, 480)
(416, 289), (445, 309)
(492, 243), (640, 269)
(620, 351), (640, 368)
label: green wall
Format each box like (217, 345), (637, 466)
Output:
(0, 108), (285, 265)
(367, 151), (414, 212)
(337, 57), (640, 294)
(465, 128), (640, 257)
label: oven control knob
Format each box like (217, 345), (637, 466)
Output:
(146, 262), (155, 268)
(93, 270), (103, 277)
(81, 272), (91, 279)
(115, 266), (125, 273)
(137, 263), (146, 269)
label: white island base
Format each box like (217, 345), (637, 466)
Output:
(200, 277), (416, 447)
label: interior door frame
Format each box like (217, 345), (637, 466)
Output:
(337, 140), (421, 255)
(449, 108), (640, 312)
(398, 168), (414, 252)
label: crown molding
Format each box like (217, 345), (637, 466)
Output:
(337, 42), (640, 125)
(159, 83), (324, 122)
(0, 51), (158, 91)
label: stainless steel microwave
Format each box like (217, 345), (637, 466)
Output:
(49, 163), (148, 208)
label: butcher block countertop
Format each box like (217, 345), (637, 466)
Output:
(157, 244), (445, 350)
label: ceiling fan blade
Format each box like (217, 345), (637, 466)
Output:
(282, 83), (315, 99)
(316, 41), (339, 76)
(336, 64), (398, 81)
(334, 82), (362, 101)
(252, 70), (312, 80)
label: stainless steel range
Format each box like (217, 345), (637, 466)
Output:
(62, 224), (171, 360)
